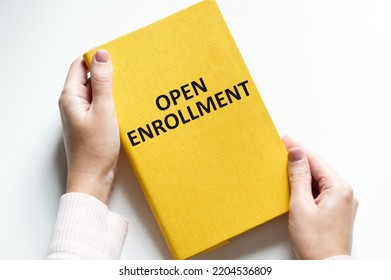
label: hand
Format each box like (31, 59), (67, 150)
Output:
(59, 50), (119, 204)
(283, 136), (358, 259)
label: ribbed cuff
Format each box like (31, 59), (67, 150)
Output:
(48, 193), (128, 259)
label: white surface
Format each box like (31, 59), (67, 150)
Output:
(0, 0), (390, 259)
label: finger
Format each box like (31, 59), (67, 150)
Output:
(63, 57), (88, 92)
(89, 50), (113, 109)
(59, 57), (90, 113)
(287, 147), (315, 209)
(282, 135), (303, 151)
(282, 135), (318, 160)
(283, 135), (343, 191)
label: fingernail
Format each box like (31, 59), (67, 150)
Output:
(289, 148), (304, 162)
(94, 50), (110, 63)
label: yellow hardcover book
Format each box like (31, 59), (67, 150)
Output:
(84, 0), (289, 260)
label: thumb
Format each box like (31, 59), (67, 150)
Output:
(90, 50), (113, 109)
(287, 147), (315, 210)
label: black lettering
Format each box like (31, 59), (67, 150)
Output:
(225, 86), (241, 103)
(191, 77), (207, 95)
(164, 113), (180, 129)
(169, 89), (181, 106)
(181, 84), (194, 100)
(187, 105), (200, 120)
(151, 119), (167, 136)
(214, 91), (228, 108)
(127, 130), (140, 146)
(237, 80), (250, 96)
(178, 109), (191, 124)
(138, 124), (154, 142)
(195, 96), (217, 116)
(156, 94), (171, 110)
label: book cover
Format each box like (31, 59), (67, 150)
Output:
(84, 0), (289, 260)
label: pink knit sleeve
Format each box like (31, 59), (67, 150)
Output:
(47, 193), (129, 259)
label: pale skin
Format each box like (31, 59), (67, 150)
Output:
(283, 136), (359, 259)
(59, 50), (358, 259)
(59, 50), (119, 204)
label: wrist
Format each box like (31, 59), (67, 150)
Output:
(66, 170), (115, 204)
(324, 255), (352, 260)
(295, 244), (352, 260)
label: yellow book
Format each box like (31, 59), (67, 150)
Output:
(84, 0), (289, 260)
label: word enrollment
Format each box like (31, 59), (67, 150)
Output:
(127, 77), (250, 146)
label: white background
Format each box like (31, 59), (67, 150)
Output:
(0, 0), (390, 259)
